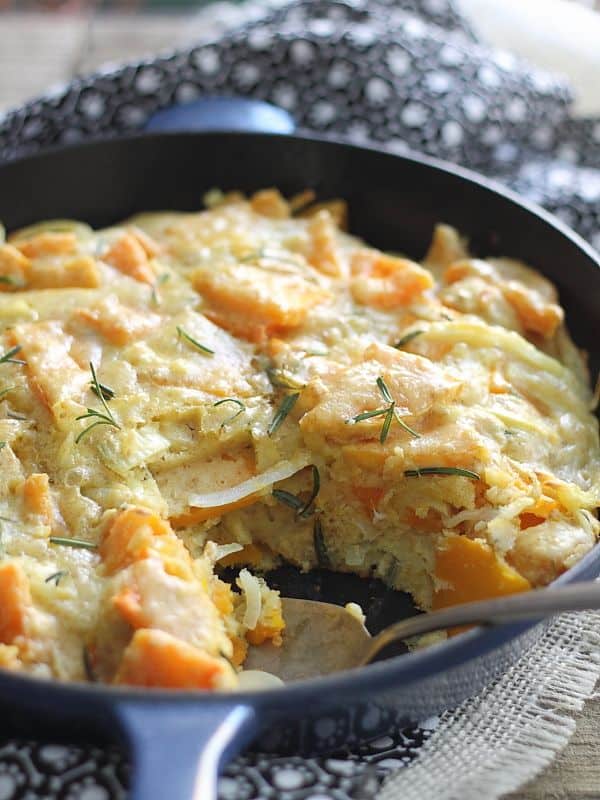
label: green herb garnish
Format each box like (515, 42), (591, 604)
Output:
(347, 377), (419, 443)
(176, 326), (214, 356)
(151, 272), (170, 306)
(91, 381), (115, 402)
(313, 516), (330, 568)
(272, 465), (320, 518)
(267, 367), (306, 390)
(83, 646), (97, 682)
(0, 276), (24, 288)
(0, 442), (4, 451)
(45, 570), (68, 586)
(75, 363), (121, 444)
(213, 397), (246, 428)
(0, 345), (25, 366)
(0, 386), (14, 401)
(404, 467), (481, 480)
(267, 392), (300, 437)
(393, 329), (425, 349)
(49, 536), (98, 550)
(272, 489), (305, 512)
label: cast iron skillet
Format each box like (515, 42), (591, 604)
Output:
(0, 132), (599, 800)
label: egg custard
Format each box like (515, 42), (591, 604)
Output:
(0, 189), (598, 688)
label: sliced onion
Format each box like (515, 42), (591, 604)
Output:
(237, 568), (262, 630)
(237, 670), (284, 690)
(9, 219), (93, 242)
(188, 453), (311, 509)
(210, 542), (244, 563)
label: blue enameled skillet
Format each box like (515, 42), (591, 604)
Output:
(0, 132), (598, 800)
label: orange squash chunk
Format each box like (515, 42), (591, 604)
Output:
(103, 233), (155, 284)
(75, 297), (161, 345)
(0, 562), (31, 644)
(300, 199), (348, 229)
(0, 244), (29, 291)
(193, 263), (327, 342)
(100, 508), (190, 577)
(250, 188), (290, 219)
(307, 210), (344, 277)
(353, 485), (386, 514)
(351, 250), (434, 308)
(27, 255), (101, 290)
(15, 232), (77, 258)
(112, 585), (148, 629)
(22, 473), (53, 526)
(433, 534), (530, 610)
(502, 283), (563, 338)
(113, 629), (235, 689)
(12, 321), (89, 411)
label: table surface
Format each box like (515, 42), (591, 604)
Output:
(0, 11), (599, 800)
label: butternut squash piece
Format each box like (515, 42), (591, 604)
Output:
(307, 210), (344, 277)
(250, 188), (290, 219)
(351, 249), (434, 308)
(170, 493), (261, 529)
(0, 244), (29, 291)
(27, 255), (101, 290)
(21, 473), (53, 526)
(0, 562), (31, 644)
(75, 297), (161, 345)
(100, 508), (190, 578)
(103, 233), (155, 284)
(113, 629), (236, 689)
(433, 534), (530, 609)
(15, 232), (77, 258)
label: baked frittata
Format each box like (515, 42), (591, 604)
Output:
(0, 188), (598, 688)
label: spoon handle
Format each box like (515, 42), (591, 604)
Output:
(361, 580), (600, 666)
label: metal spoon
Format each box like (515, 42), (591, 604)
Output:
(244, 581), (600, 682)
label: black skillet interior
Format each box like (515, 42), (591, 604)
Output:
(1, 131), (599, 800)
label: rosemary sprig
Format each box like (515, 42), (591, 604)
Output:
(347, 377), (420, 443)
(213, 397), (246, 428)
(393, 329), (425, 349)
(267, 367), (306, 390)
(404, 467), (481, 480)
(176, 325), (214, 356)
(0, 345), (25, 366)
(272, 465), (320, 518)
(0, 442), (4, 451)
(150, 272), (170, 306)
(91, 381), (115, 402)
(313, 516), (331, 568)
(75, 363), (121, 444)
(49, 536), (98, 550)
(267, 392), (300, 437)
(45, 570), (68, 586)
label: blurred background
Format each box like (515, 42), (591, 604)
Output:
(0, 0), (599, 115)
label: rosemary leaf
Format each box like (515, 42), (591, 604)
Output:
(392, 407), (420, 438)
(376, 376), (393, 405)
(272, 489), (305, 512)
(83, 646), (98, 682)
(0, 275), (24, 287)
(0, 345), (25, 365)
(91, 381), (115, 402)
(393, 330), (425, 349)
(267, 367), (306, 390)
(177, 326), (214, 356)
(313, 516), (331, 568)
(267, 392), (300, 437)
(380, 405), (394, 444)
(49, 536), (98, 550)
(0, 442), (4, 451)
(298, 465), (320, 517)
(45, 570), (68, 586)
(213, 397), (246, 428)
(404, 467), (480, 480)
(76, 364), (121, 444)
(151, 273), (170, 306)
(347, 407), (390, 424)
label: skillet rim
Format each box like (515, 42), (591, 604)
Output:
(0, 129), (598, 707)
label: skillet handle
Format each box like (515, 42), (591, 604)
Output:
(115, 700), (257, 800)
